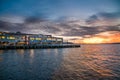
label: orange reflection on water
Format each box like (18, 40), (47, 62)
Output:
(29, 49), (35, 64)
(0, 50), (4, 54)
(30, 49), (34, 58)
(52, 45), (119, 80)
(16, 49), (25, 55)
(0, 50), (4, 61)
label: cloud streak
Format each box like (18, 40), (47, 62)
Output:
(86, 11), (120, 26)
(0, 13), (120, 43)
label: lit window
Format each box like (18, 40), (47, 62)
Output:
(36, 38), (41, 40)
(2, 36), (5, 39)
(30, 38), (34, 40)
(57, 38), (62, 41)
(47, 38), (51, 40)
(9, 36), (15, 39)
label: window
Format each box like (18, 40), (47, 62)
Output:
(11, 37), (15, 39)
(36, 38), (41, 40)
(7, 37), (9, 39)
(52, 38), (56, 41)
(47, 38), (52, 40)
(57, 38), (62, 41)
(30, 38), (34, 40)
(7, 36), (15, 39)
(2, 36), (5, 39)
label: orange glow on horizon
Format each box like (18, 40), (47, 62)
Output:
(71, 31), (120, 44)
(83, 37), (110, 44)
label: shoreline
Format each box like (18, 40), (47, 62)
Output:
(0, 44), (80, 49)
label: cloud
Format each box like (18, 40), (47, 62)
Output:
(98, 12), (120, 20)
(62, 26), (100, 36)
(25, 16), (47, 23)
(86, 11), (120, 26)
(0, 17), (62, 35)
(0, 16), (25, 23)
(0, 15), (120, 41)
(0, 20), (26, 32)
(60, 22), (120, 37)
(86, 15), (99, 24)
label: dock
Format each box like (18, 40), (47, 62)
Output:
(0, 44), (80, 49)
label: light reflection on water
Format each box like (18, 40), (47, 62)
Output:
(0, 44), (120, 80)
(52, 44), (120, 80)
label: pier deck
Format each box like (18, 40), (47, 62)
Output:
(0, 44), (80, 49)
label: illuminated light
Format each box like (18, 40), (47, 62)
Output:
(17, 42), (26, 45)
(1, 36), (5, 39)
(83, 37), (110, 44)
(30, 38), (34, 40)
(22, 36), (25, 39)
(57, 38), (62, 41)
(36, 38), (41, 40)
(47, 38), (52, 40)
(8, 36), (15, 40)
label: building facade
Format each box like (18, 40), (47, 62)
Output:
(0, 31), (63, 46)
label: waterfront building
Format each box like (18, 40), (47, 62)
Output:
(29, 34), (43, 44)
(56, 38), (63, 44)
(0, 31), (63, 46)
(0, 32), (16, 45)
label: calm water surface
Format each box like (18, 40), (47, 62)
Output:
(0, 44), (120, 80)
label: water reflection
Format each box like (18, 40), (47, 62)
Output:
(0, 44), (120, 80)
(0, 50), (4, 54)
(29, 49), (34, 64)
(0, 48), (65, 80)
(16, 49), (24, 55)
(0, 50), (3, 62)
(52, 44), (120, 80)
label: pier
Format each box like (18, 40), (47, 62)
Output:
(0, 44), (80, 49)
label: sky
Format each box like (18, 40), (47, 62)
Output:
(0, 0), (120, 44)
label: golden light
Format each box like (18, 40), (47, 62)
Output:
(83, 37), (109, 44)
(77, 31), (120, 44)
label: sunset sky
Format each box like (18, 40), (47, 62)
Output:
(0, 0), (120, 44)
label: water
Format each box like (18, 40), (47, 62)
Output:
(0, 44), (120, 80)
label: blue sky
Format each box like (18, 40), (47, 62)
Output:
(0, 0), (118, 20)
